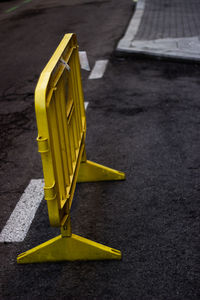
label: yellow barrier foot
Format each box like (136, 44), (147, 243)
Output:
(77, 160), (125, 182)
(17, 234), (122, 264)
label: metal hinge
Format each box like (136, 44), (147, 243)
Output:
(37, 136), (49, 153)
(44, 182), (56, 201)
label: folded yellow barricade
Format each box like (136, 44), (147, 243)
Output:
(17, 34), (125, 263)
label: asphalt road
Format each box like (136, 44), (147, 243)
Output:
(0, 0), (200, 299)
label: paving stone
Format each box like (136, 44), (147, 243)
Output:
(117, 0), (200, 62)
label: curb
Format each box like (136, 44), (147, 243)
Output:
(116, 0), (145, 52)
(116, 0), (200, 63)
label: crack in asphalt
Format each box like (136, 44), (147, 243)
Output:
(1, 90), (34, 102)
(89, 100), (200, 116)
(0, 91), (35, 164)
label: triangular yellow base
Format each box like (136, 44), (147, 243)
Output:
(17, 234), (121, 264)
(77, 160), (125, 183)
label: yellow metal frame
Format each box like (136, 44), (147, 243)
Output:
(17, 34), (125, 263)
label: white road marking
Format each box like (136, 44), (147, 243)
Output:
(84, 101), (89, 110)
(0, 179), (44, 243)
(89, 60), (109, 79)
(79, 51), (90, 71)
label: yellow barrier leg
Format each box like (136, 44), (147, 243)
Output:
(77, 160), (125, 182)
(17, 234), (121, 264)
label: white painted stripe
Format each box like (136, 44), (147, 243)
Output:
(89, 60), (109, 79)
(0, 179), (44, 242)
(84, 101), (89, 110)
(79, 51), (90, 71)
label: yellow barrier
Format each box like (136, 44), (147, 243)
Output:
(17, 34), (125, 263)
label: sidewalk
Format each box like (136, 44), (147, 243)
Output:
(117, 0), (200, 62)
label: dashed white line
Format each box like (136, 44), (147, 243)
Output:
(0, 179), (44, 243)
(79, 51), (90, 71)
(89, 60), (109, 79)
(84, 101), (89, 110)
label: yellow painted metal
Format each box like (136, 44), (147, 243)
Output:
(17, 34), (125, 263)
(78, 160), (125, 182)
(17, 234), (121, 263)
(34, 33), (87, 227)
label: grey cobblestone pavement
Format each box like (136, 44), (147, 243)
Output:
(117, 0), (200, 61)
